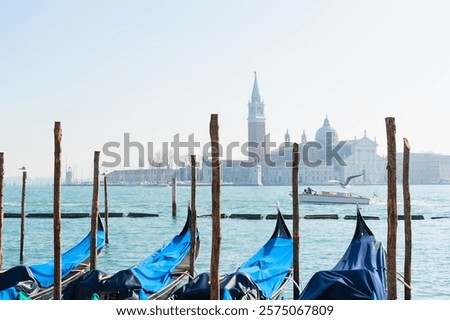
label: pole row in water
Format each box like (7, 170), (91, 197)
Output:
(53, 121), (62, 300)
(104, 173), (109, 245)
(209, 114), (221, 300)
(385, 117), (413, 300)
(385, 117), (397, 300)
(90, 151), (100, 271)
(189, 155), (197, 281)
(19, 169), (26, 264)
(1, 116), (414, 302)
(403, 138), (412, 300)
(292, 142), (300, 299)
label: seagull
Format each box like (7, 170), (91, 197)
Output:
(328, 173), (363, 188)
(19, 165), (27, 171)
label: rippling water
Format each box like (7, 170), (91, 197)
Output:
(1, 184), (449, 299)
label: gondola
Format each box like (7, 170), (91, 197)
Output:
(62, 207), (199, 300)
(0, 216), (106, 300)
(298, 206), (387, 300)
(170, 206), (293, 300)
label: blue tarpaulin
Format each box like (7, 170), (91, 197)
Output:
(29, 230), (105, 288)
(171, 208), (293, 300)
(63, 209), (198, 300)
(237, 233), (293, 299)
(0, 287), (19, 300)
(131, 228), (197, 295)
(0, 220), (105, 300)
(298, 207), (387, 300)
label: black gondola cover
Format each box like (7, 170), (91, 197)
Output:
(298, 207), (387, 300)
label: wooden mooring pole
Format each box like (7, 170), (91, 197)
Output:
(0, 152), (4, 270)
(292, 142), (300, 299)
(53, 121), (62, 300)
(90, 151), (100, 270)
(385, 117), (398, 300)
(189, 155), (197, 281)
(103, 173), (109, 244)
(172, 177), (177, 217)
(403, 138), (412, 300)
(19, 169), (27, 264)
(209, 114), (221, 300)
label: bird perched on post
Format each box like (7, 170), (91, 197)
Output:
(328, 173), (363, 188)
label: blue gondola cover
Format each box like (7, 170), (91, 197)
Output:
(298, 207), (387, 300)
(63, 209), (198, 300)
(0, 219), (105, 300)
(171, 208), (293, 300)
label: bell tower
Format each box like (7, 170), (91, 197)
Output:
(247, 72), (266, 164)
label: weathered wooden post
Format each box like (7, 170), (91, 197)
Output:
(53, 121), (62, 300)
(19, 168), (27, 264)
(189, 155), (197, 281)
(172, 176), (177, 217)
(209, 114), (221, 300)
(90, 151), (100, 270)
(403, 138), (412, 300)
(0, 152), (4, 269)
(385, 117), (398, 300)
(292, 142), (300, 298)
(103, 173), (109, 244)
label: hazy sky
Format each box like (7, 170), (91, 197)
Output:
(1, 0), (450, 179)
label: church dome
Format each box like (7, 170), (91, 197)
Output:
(315, 116), (339, 145)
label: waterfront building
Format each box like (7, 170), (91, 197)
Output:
(65, 166), (73, 185)
(397, 153), (450, 184)
(103, 74), (450, 186)
(106, 167), (175, 185)
(263, 115), (386, 185)
(247, 72), (267, 165)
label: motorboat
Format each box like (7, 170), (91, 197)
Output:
(291, 187), (374, 205)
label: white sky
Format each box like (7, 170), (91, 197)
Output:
(1, 0), (450, 179)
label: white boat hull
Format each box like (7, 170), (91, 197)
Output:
(299, 192), (373, 205)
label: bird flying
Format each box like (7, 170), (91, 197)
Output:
(328, 173), (363, 188)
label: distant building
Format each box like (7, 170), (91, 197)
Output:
(195, 72), (265, 186)
(104, 73), (449, 186)
(397, 153), (450, 184)
(247, 72), (266, 164)
(106, 167), (175, 185)
(263, 115), (386, 185)
(65, 166), (73, 185)
(198, 158), (262, 186)
(337, 130), (386, 184)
